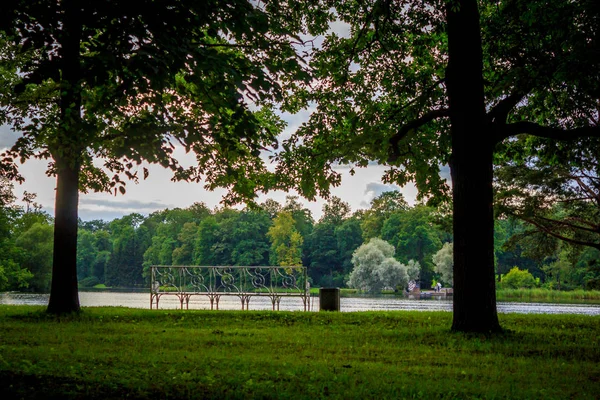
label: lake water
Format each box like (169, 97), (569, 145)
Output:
(1, 291), (600, 315)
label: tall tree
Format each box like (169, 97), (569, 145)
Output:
(282, 195), (315, 239)
(106, 214), (148, 287)
(304, 198), (352, 285)
(275, 0), (599, 332)
(76, 229), (96, 280)
(335, 215), (364, 276)
(267, 211), (304, 267)
(361, 191), (409, 240)
(15, 222), (54, 292)
(0, 178), (34, 291)
(171, 222), (198, 265)
(0, 1), (313, 312)
(381, 205), (443, 287)
(229, 209), (271, 266)
(194, 216), (221, 266)
(320, 196), (351, 226)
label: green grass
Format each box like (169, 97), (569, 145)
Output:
(497, 288), (600, 302)
(1, 306), (598, 399)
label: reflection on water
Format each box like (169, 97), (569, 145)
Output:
(1, 291), (599, 315)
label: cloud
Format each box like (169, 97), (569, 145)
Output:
(79, 198), (171, 210)
(31, 198), (175, 222)
(358, 182), (402, 209)
(38, 205), (132, 223)
(75, 197), (175, 221)
(364, 182), (401, 198)
(0, 124), (19, 149)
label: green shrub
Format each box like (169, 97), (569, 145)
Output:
(499, 267), (537, 289)
(79, 276), (101, 288)
(93, 283), (108, 289)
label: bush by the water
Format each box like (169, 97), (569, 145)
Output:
(78, 276), (101, 288)
(498, 267), (537, 289)
(347, 238), (420, 293)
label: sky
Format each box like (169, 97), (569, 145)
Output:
(0, 118), (419, 222)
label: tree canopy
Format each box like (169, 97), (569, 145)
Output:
(0, 0), (322, 312)
(272, 0), (599, 332)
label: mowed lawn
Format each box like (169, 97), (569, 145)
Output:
(0, 306), (598, 399)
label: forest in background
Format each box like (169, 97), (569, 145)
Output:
(2, 178), (599, 293)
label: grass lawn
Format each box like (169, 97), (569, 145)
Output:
(0, 306), (598, 399)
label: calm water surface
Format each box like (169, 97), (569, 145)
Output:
(1, 291), (600, 315)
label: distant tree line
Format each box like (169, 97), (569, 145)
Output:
(2, 181), (599, 293)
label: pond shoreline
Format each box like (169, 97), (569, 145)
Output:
(2, 291), (600, 315)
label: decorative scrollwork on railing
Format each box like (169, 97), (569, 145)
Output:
(247, 267), (269, 292)
(187, 270), (209, 293)
(150, 266), (310, 311)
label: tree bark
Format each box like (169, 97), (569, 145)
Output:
(47, 158), (81, 314)
(47, 0), (82, 314)
(446, 0), (501, 332)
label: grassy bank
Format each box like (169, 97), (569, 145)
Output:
(496, 288), (600, 302)
(1, 306), (598, 399)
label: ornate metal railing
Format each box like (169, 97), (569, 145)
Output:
(150, 265), (310, 311)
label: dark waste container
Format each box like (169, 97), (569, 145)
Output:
(319, 287), (340, 311)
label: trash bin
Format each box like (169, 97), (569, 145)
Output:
(319, 287), (340, 311)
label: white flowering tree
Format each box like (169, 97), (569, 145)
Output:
(433, 242), (454, 286)
(406, 259), (421, 283)
(347, 238), (419, 293)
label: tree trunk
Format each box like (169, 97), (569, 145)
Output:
(47, 159), (81, 314)
(446, 0), (501, 332)
(47, 0), (82, 314)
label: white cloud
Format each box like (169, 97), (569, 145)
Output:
(364, 182), (401, 199)
(0, 124), (19, 149)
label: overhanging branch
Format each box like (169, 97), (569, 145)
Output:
(387, 108), (449, 162)
(535, 214), (600, 234)
(518, 214), (600, 250)
(496, 121), (600, 143)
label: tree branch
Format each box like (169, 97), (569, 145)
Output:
(571, 175), (600, 204)
(518, 214), (600, 250)
(388, 108), (449, 162)
(535, 214), (600, 234)
(496, 121), (600, 143)
(487, 89), (529, 126)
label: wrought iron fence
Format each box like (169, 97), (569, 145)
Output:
(150, 265), (310, 311)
